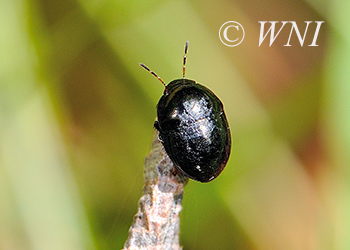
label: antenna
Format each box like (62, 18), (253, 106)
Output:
(183, 41), (189, 79)
(139, 63), (166, 88)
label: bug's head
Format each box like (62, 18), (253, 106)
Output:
(139, 41), (190, 95)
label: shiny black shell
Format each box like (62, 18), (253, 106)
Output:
(154, 79), (231, 182)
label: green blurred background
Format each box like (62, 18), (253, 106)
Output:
(1, 0), (350, 249)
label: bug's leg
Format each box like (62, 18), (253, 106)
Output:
(154, 121), (164, 142)
(154, 121), (161, 131)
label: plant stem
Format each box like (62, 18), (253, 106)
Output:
(123, 131), (188, 250)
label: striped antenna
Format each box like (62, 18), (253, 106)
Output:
(183, 41), (189, 79)
(139, 63), (166, 88)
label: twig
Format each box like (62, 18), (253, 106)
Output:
(123, 131), (189, 250)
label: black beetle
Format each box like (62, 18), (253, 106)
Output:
(140, 41), (231, 182)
